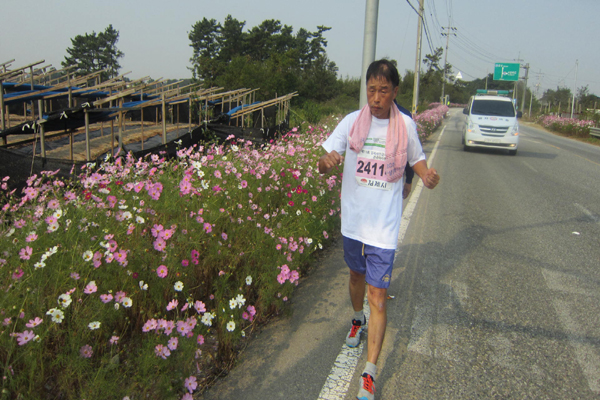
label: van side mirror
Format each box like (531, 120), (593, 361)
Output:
(463, 108), (469, 115)
(517, 111), (523, 118)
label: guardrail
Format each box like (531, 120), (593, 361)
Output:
(591, 127), (600, 138)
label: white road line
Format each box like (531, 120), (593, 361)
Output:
(551, 298), (600, 393)
(522, 161), (538, 173)
(318, 125), (446, 399)
(574, 203), (599, 224)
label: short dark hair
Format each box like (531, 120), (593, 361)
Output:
(366, 59), (400, 88)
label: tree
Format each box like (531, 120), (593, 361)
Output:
(62, 25), (123, 81)
(188, 16), (339, 103)
(188, 18), (221, 84)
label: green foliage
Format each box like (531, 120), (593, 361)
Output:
(188, 15), (339, 103)
(62, 25), (123, 81)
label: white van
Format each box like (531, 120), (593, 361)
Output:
(462, 92), (522, 156)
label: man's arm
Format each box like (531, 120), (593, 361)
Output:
(411, 160), (440, 189)
(318, 150), (344, 174)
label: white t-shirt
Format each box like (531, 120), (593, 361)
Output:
(322, 110), (426, 249)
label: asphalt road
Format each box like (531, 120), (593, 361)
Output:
(201, 109), (600, 400)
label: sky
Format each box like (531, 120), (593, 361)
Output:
(2, 0), (599, 99)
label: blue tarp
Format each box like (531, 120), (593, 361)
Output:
(226, 101), (262, 116)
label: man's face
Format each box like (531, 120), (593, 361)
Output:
(367, 76), (399, 119)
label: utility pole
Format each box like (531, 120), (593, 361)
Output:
(411, 0), (424, 115)
(440, 26), (456, 105)
(570, 59), (578, 119)
(359, 0), (380, 108)
(520, 63), (529, 114)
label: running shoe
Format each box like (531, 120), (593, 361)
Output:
(345, 316), (366, 347)
(357, 372), (375, 400)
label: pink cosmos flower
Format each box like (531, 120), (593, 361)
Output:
(100, 293), (113, 303)
(323, 231), (329, 239)
(197, 334), (205, 345)
(16, 330), (35, 346)
(154, 344), (171, 359)
(142, 319), (158, 332)
(203, 223), (212, 234)
(194, 301), (206, 314)
(168, 337), (178, 351)
(221, 232), (228, 241)
(242, 311), (250, 321)
(166, 299), (178, 311)
(181, 259), (189, 267)
(25, 233), (38, 242)
(157, 265), (168, 278)
(182, 393), (193, 400)
(26, 317), (43, 328)
(110, 336), (119, 345)
(80, 344), (93, 358)
(247, 305), (256, 318)
(153, 238), (166, 252)
(114, 291), (126, 303)
(83, 281), (98, 294)
(19, 246), (33, 260)
(157, 319), (168, 332)
(12, 269), (24, 280)
(115, 249), (128, 266)
(184, 376), (198, 393)
(151, 224), (164, 238)
(164, 320), (175, 335)
(176, 320), (190, 336)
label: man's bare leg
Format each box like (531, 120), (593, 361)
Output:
(366, 285), (387, 364)
(349, 269), (366, 312)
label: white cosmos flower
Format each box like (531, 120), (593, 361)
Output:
(58, 294), (72, 308)
(174, 281), (184, 292)
(122, 297), (132, 308)
(229, 298), (238, 309)
(88, 321), (101, 330)
(245, 275), (252, 285)
(296, 210), (301, 216)
(46, 308), (65, 323)
(201, 312), (215, 327)
(53, 209), (63, 219)
(136, 216), (145, 224)
(82, 250), (93, 261)
(235, 294), (246, 308)
(226, 321), (236, 332)
(139, 280), (148, 290)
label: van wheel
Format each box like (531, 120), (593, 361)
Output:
(463, 144), (470, 152)
(508, 149), (517, 156)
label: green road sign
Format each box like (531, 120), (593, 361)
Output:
(493, 63), (520, 81)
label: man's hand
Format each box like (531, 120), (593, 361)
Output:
(402, 183), (412, 199)
(318, 150), (344, 174)
(422, 168), (440, 189)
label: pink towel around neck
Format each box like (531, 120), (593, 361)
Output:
(348, 104), (408, 183)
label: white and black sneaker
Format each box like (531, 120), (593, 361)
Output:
(345, 317), (366, 347)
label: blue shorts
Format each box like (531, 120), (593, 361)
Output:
(343, 236), (395, 289)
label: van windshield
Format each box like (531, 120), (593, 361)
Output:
(471, 100), (515, 117)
